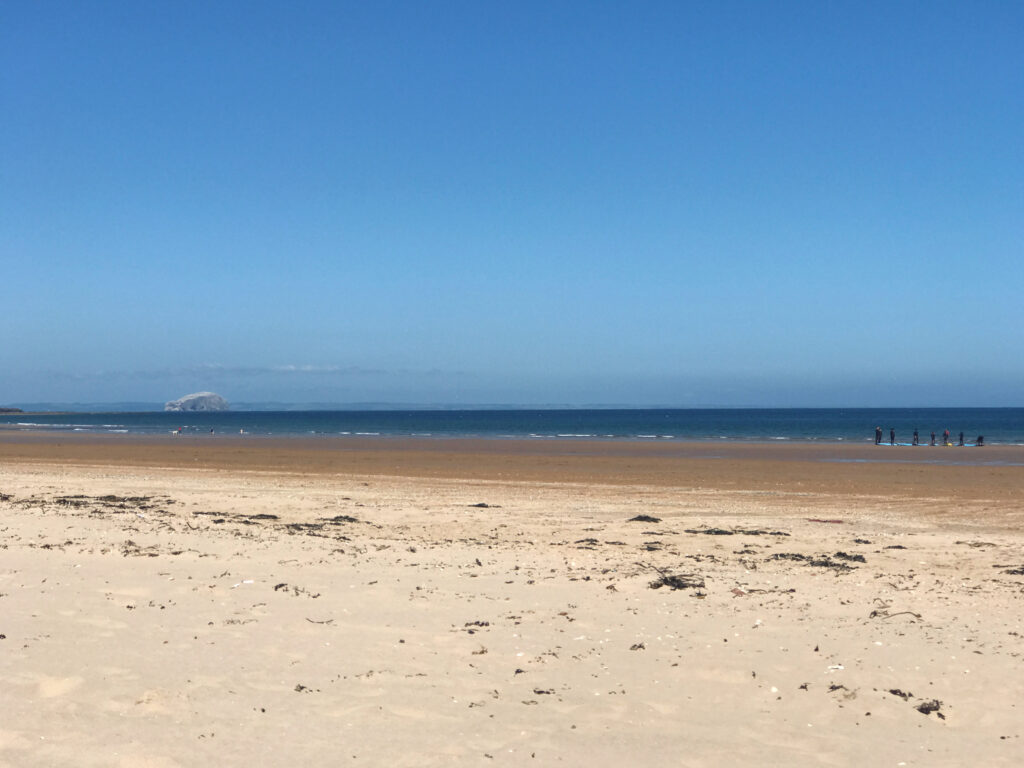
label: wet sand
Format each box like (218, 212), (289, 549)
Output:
(1, 434), (1023, 765)
(2, 433), (1023, 503)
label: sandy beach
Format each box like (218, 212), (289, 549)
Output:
(2, 434), (1023, 766)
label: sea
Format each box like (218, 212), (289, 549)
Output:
(2, 408), (1024, 445)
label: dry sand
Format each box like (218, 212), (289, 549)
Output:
(1, 435), (1023, 766)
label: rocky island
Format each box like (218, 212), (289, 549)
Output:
(164, 392), (229, 412)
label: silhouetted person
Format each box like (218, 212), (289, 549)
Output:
(977, 435), (984, 446)
(930, 432), (936, 446)
(912, 429), (919, 446)
(875, 426), (882, 445)
(890, 428), (895, 446)
(958, 431), (964, 446)
(943, 429), (950, 445)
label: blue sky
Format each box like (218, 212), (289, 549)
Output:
(2, 1), (1022, 407)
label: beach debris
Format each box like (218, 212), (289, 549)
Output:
(685, 527), (733, 535)
(96, 494), (154, 506)
(279, 515), (363, 538)
(805, 557), (855, 572)
(868, 599), (922, 621)
(916, 699), (945, 719)
(646, 565), (705, 591)
(469, 503), (500, 508)
(273, 583), (320, 599)
(630, 643), (646, 650)
(322, 514), (360, 524)
(996, 565), (1024, 575)
(770, 553), (856, 572)
(463, 620), (490, 634)
(832, 551), (866, 563)
(685, 527), (789, 537)
(888, 689), (913, 700)
(628, 515), (661, 523)
(883, 544), (907, 550)
(14, 492), (170, 515)
(55, 496), (91, 508)
(283, 522), (329, 536)
(807, 518), (844, 524)
(853, 538), (871, 544)
(885, 579), (919, 591)
(956, 540), (997, 548)
(121, 540), (160, 557)
(305, 617), (333, 625)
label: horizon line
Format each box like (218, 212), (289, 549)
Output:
(4, 402), (1024, 413)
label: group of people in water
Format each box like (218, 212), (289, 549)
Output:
(874, 426), (983, 446)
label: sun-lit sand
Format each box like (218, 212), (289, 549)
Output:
(2, 434), (1022, 766)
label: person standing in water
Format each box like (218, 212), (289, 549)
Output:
(943, 429), (950, 445)
(890, 428), (895, 445)
(958, 431), (965, 446)
(875, 426), (883, 445)
(912, 429), (919, 446)
(930, 431), (936, 446)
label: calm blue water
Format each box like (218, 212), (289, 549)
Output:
(2, 408), (1023, 444)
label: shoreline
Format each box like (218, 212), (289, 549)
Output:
(3, 428), (1020, 457)
(2, 431), (1023, 509)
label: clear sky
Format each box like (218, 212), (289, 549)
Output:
(3, 1), (1022, 407)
